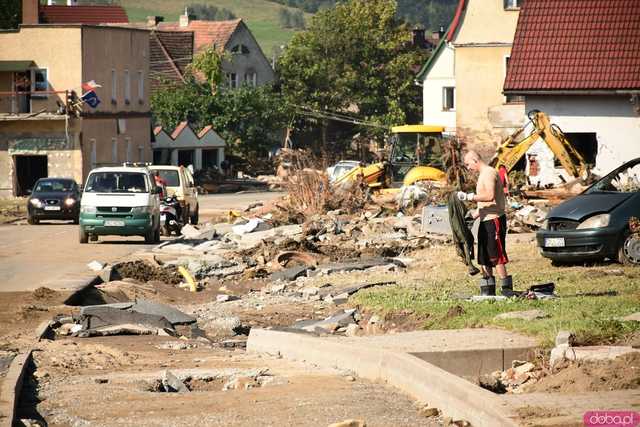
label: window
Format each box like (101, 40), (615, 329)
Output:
(227, 73), (238, 89)
(231, 44), (250, 55)
(124, 70), (130, 104)
(504, 0), (521, 9)
(125, 137), (132, 162)
(178, 150), (194, 167)
(111, 137), (118, 163)
(442, 86), (455, 111)
(157, 170), (180, 186)
(504, 56), (525, 103)
(137, 70), (144, 103)
(111, 69), (117, 103)
(31, 69), (48, 97)
(90, 138), (97, 169)
(202, 149), (219, 169)
(244, 72), (257, 87)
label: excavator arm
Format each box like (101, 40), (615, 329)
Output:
(491, 110), (589, 179)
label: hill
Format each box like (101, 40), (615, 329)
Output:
(118, 0), (311, 55)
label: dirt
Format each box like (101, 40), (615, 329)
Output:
(114, 260), (182, 284)
(32, 287), (58, 300)
(524, 352), (640, 393)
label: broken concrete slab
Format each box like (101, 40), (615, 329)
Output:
(80, 306), (173, 331)
(77, 323), (169, 338)
(293, 309), (358, 334)
(494, 310), (548, 321)
(314, 258), (402, 276)
(555, 330), (575, 347)
(129, 299), (196, 325)
(163, 369), (190, 393)
(80, 299), (196, 326)
(271, 265), (310, 282)
(564, 346), (640, 363)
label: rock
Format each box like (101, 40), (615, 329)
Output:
(368, 315), (381, 325)
(619, 312), (640, 322)
(268, 283), (287, 294)
(205, 316), (242, 336)
(494, 309), (548, 321)
(513, 362), (534, 375)
(94, 378), (109, 384)
(550, 344), (569, 368)
(87, 260), (105, 271)
(181, 224), (205, 239)
(301, 286), (319, 298)
(328, 420), (366, 427)
(271, 265), (310, 282)
(216, 294), (231, 303)
(162, 370), (189, 393)
(555, 330), (575, 346)
(420, 407), (440, 417)
(345, 323), (359, 337)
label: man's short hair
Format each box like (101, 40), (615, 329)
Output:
(464, 150), (482, 162)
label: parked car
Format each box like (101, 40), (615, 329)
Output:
(27, 178), (81, 224)
(79, 166), (161, 244)
(537, 157), (640, 264)
(326, 160), (361, 183)
(148, 165), (199, 224)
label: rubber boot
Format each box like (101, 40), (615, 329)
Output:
(480, 276), (496, 296)
(500, 275), (517, 297)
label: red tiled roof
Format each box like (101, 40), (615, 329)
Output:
(504, 0), (640, 92)
(153, 126), (163, 136)
(159, 19), (241, 52)
(171, 121), (190, 140)
(40, 5), (129, 25)
(149, 31), (193, 91)
(198, 125), (213, 139)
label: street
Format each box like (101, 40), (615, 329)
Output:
(0, 192), (284, 292)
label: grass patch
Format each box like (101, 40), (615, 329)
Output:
(345, 239), (640, 347)
(0, 197), (26, 224)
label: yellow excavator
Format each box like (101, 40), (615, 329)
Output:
(491, 110), (589, 178)
(334, 124), (450, 189)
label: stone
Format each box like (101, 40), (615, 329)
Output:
(180, 224), (206, 239)
(420, 407), (440, 417)
(368, 315), (381, 325)
(513, 362), (534, 375)
(217, 294), (231, 303)
(328, 420), (366, 427)
(494, 309), (548, 321)
(301, 286), (320, 298)
(87, 260), (105, 271)
(162, 369), (189, 393)
(555, 330), (575, 347)
(268, 283), (287, 294)
(549, 344), (569, 368)
(94, 378), (109, 384)
(619, 312), (640, 322)
(271, 265), (310, 282)
(345, 323), (359, 337)
(206, 316), (242, 336)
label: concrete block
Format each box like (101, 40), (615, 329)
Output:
(555, 330), (575, 347)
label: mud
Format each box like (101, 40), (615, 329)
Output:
(114, 261), (182, 284)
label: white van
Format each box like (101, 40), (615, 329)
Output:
(79, 166), (161, 243)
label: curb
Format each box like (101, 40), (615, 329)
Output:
(0, 350), (33, 427)
(62, 274), (103, 306)
(247, 328), (519, 427)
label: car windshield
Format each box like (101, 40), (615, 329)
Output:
(586, 160), (640, 194)
(333, 164), (357, 178)
(391, 133), (445, 168)
(156, 170), (180, 187)
(34, 179), (74, 192)
(85, 172), (148, 193)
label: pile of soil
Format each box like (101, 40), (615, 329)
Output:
(113, 261), (182, 285)
(525, 352), (640, 393)
(33, 287), (58, 300)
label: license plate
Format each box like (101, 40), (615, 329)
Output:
(44, 206), (61, 211)
(105, 220), (125, 227)
(545, 237), (565, 247)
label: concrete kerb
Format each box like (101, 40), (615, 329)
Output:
(247, 328), (519, 427)
(0, 349), (33, 427)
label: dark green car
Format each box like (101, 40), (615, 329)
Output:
(537, 158), (640, 265)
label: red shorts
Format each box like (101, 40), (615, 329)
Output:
(477, 215), (509, 267)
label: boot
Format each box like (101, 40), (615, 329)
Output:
(480, 276), (496, 296)
(500, 275), (518, 297)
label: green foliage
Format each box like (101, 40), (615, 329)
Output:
(270, 0), (336, 13)
(190, 47), (229, 90)
(187, 3), (237, 21)
(278, 7), (305, 29)
(0, 0), (21, 30)
(278, 0), (429, 141)
(151, 78), (291, 163)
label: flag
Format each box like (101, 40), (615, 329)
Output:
(81, 91), (101, 108)
(81, 80), (102, 92)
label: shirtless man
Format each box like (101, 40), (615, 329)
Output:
(457, 151), (512, 296)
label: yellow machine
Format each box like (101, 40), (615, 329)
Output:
(491, 110), (589, 178)
(335, 124), (448, 188)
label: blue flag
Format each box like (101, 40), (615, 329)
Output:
(81, 91), (101, 108)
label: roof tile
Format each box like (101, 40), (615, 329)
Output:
(158, 19), (241, 52)
(40, 5), (129, 24)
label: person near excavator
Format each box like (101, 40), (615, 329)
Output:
(457, 151), (513, 296)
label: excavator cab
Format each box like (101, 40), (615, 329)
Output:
(388, 125), (448, 186)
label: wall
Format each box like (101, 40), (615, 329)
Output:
(524, 95), (640, 185)
(454, 0), (520, 45)
(0, 118), (82, 196)
(224, 23), (275, 87)
(0, 26), (83, 112)
(421, 43), (456, 131)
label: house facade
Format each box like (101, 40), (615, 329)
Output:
(504, 0), (640, 185)
(153, 122), (225, 171)
(159, 12), (275, 88)
(418, 0), (524, 154)
(0, 1), (151, 196)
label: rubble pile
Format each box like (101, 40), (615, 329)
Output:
(481, 360), (542, 394)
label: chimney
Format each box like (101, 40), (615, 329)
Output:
(22, 0), (39, 25)
(412, 26), (426, 49)
(179, 7), (190, 27)
(438, 25), (445, 39)
(147, 16), (164, 27)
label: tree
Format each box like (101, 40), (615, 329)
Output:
(190, 47), (229, 92)
(0, 0), (20, 30)
(278, 0), (429, 147)
(187, 4), (236, 21)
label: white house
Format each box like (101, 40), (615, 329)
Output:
(153, 122), (225, 171)
(503, 0), (640, 185)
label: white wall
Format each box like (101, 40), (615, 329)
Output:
(525, 95), (640, 185)
(421, 43), (456, 131)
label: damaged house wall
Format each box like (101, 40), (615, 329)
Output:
(524, 95), (640, 185)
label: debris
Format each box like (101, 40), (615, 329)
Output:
(328, 420), (366, 427)
(294, 309), (358, 334)
(162, 369), (190, 393)
(274, 251), (318, 268)
(232, 218), (271, 235)
(421, 206), (452, 235)
(419, 407), (440, 417)
(271, 265), (310, 282)
(204, 316), (243, 337)
(555, 330), (575, 347)
(77, 323), (168, 337)
(368, 315), (381, 325)
(81, 300), (196, 326)
(178, 266), (198, 292)
(345, 323), (359, 337)
(87, 260), (105, 271)
(494, 309), (548, 321)
(216, 294), (234, 303)
(513, 362), (535, 375)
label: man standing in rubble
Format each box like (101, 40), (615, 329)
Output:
(457, 151), (512, 296)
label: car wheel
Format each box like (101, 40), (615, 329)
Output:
(618, 231), (640, 265)
(79, 227), (88, 244)
(154, 224), (161, 243)
(190, 204), (199, 225)
(27, 215), (36, 225)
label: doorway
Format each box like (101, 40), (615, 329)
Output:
(14, 155), (48, 196)
(177, 149), (194, 168)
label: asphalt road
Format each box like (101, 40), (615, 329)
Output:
(0, 191), (284, 293)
